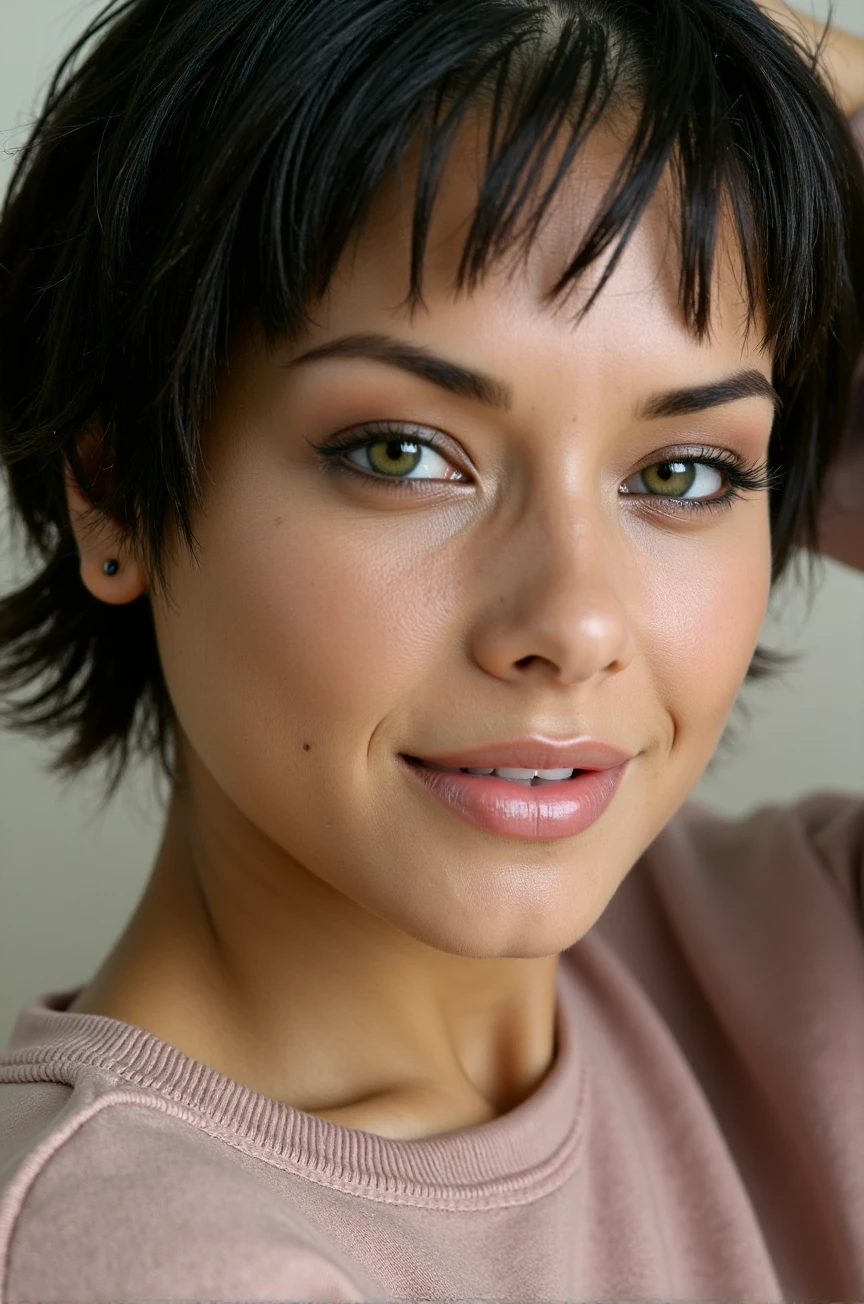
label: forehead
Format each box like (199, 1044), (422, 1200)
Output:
(316, 113), (769, 383)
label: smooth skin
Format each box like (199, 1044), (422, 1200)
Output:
(62, 16), (864, 1142)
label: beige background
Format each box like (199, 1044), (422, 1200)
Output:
(1, 0), (863, 1048)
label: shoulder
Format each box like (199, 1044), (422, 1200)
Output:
(0, 1083), (370, 1301)
(585, 791), (864, 1046)
(651, 790), (864, 921)
(0, 1080), (73, 1178)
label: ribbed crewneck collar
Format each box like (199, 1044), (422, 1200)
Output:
(1, 958), (588, 1208)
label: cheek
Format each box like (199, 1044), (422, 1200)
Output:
(150, 468), (450, 797)
(639, 506), (772, 759)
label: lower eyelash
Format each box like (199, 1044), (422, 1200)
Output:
(308, 432), (779, 516)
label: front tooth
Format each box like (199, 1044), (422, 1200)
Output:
(466, 767), (495, 775)
(495, 767), (538, 781)
(535, 767), (575, 780)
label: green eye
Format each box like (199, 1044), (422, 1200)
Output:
(341, 432), (466, 483)
(630, 459), (723, 500)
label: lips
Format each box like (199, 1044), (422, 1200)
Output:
(399, 753), (630, 840)
(402, 737), (632, 773)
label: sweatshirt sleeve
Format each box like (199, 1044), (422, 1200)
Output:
(1, 1099), (377, 1304)
(793, 790), (864, 927)
(6, 1239), (367, 1304)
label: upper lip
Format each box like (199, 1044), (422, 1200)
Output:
(403, 737), (634, 771)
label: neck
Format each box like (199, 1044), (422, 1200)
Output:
(69, 768), (560, 1140)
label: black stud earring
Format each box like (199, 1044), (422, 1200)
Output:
(102, 559), (120, 576)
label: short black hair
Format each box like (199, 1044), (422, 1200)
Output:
(1, 0), (862, 805)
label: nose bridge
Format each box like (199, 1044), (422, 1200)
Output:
(526, 485), (628, 618)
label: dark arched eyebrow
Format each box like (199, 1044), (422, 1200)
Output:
(286, 333), (780, 417)
(638, 369), (780, 418)
(286, 333), (512, 409)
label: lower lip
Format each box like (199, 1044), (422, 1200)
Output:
(399, 756), (629, 841)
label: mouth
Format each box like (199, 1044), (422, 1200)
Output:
(398, 754), (629, 841)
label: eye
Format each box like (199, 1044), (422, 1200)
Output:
(622, 459), (724, 501)
(345, 433), (465, 482)
(619, 449), (777, 514)
(308, 421), (468, 483)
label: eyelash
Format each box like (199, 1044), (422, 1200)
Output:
(306, 421), (778, 516)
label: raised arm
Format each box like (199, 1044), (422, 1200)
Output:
(817, 363), (864, 574)
(756, 4), (864, 573)
(758, 0), (864, 115)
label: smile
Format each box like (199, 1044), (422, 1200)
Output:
(399, 756), (628, 841)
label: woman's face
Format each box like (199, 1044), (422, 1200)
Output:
(150, 121), (775, 960)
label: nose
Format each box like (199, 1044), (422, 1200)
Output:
(467, 497), (637, 688)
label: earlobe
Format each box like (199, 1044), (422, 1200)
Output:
(63, 437), (150, 605)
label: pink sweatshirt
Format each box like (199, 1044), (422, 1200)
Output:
(1, 790), (864, 1302)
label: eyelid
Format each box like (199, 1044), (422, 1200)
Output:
(629, 443), (744, 473)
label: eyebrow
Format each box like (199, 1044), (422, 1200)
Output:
(286, 333), (512, 409)
(638, 369), (780, 418)
(286, 332), (780, 418)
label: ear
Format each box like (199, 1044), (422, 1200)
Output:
(63, 423), (150, 605)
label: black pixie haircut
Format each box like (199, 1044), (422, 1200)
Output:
(0, 0), (863, 805)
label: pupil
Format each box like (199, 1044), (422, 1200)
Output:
(658, 462), (686, 481)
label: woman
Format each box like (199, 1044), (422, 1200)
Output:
(0, 0), (862, 1299)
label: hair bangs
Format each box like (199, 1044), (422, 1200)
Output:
(238, 0), (853, 387)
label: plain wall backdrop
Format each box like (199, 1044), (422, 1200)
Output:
(1, 0), (863, 1047)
